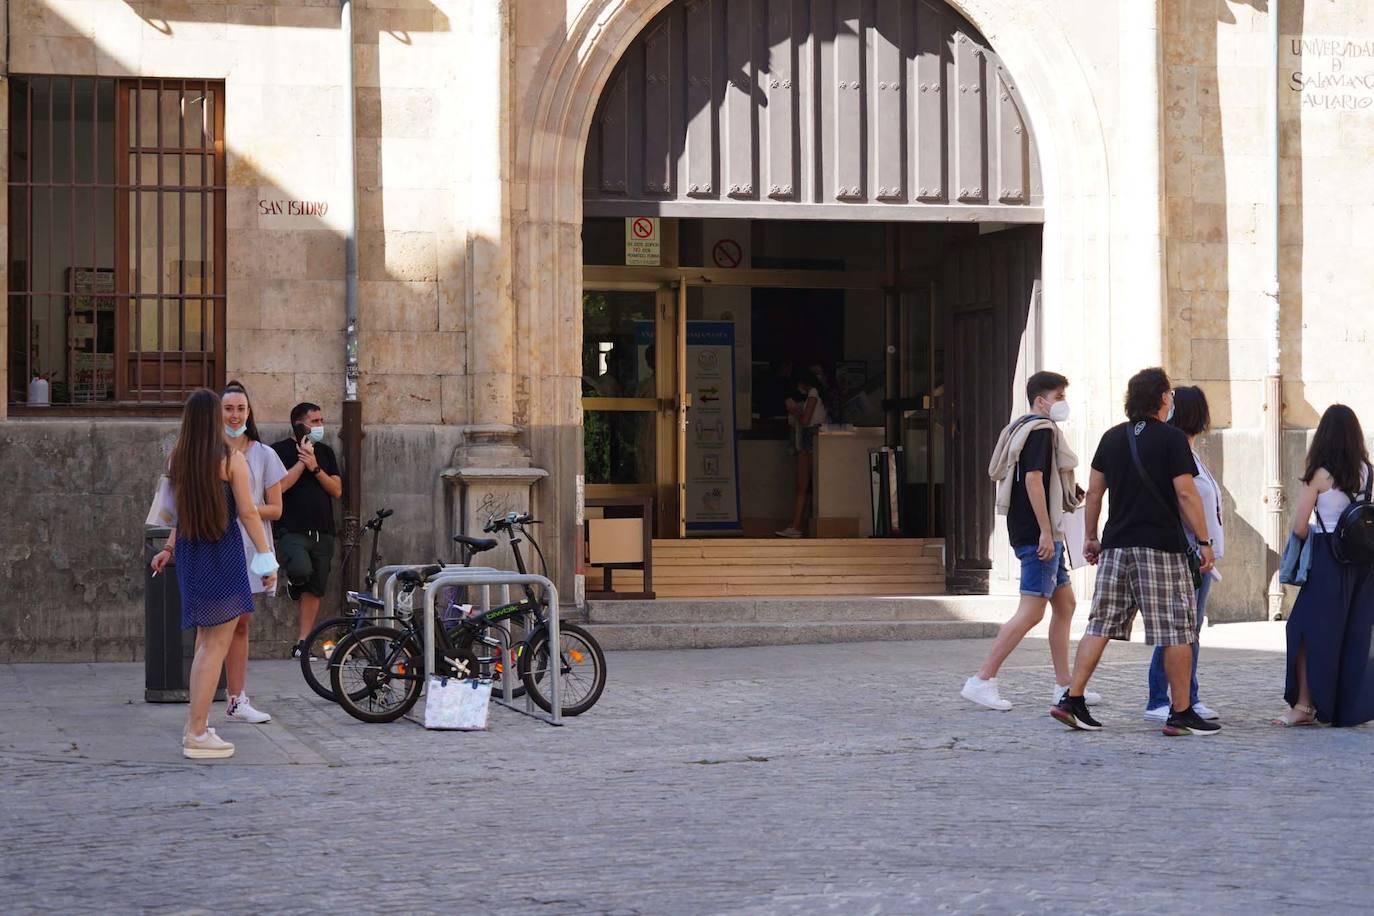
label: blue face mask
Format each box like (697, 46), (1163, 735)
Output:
(224, 424), (247, 439)
(308, 426), (326, 443)
(1166, 403), (1176, 423)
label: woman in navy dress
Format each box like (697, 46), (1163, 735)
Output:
(1276, 404), (1374, 727)
(151, 389), (278, 758)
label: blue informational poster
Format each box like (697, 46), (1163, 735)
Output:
(686, 322), (742, 531)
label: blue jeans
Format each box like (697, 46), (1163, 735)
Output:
(1146, 574), (1212, 709)
(1014, 541), (1071, 599)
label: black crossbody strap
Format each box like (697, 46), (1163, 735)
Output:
(1126, 423), (1190, 552)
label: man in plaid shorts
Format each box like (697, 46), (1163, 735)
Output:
(1050, 368), (1219, 736)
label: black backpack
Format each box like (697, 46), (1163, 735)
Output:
(1315, 461), (1374, 566)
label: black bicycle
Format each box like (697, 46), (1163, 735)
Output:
(296, 509), (502, 702)
(328, 513), (606, 723)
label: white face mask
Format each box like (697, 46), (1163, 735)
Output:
(1049, 401), (1071, 424)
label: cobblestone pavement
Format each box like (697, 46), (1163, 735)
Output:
(2, 626), (1372, 914)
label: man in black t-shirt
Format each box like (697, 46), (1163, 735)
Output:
(272, 401), (343, 652)
(1051, 368), (1219, 737)
(963, 371), (1094, 712)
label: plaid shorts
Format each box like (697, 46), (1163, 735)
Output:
(1086, 547), (1197, 646)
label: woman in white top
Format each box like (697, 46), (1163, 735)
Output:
(1275, 404), (1374, 727)
(777, 369), (827, 539)
(1144, 387), (1224, 722)
(219, 381), (288, 723)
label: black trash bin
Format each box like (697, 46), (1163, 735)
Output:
(144, 527), (226, 703)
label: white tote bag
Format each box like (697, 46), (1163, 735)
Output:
(145, 475), (178, 528)
(424, 676), (492, 730)
(1061, 508), (1089, 570)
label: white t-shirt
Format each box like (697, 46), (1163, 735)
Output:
(1188, 450), (1225, 563)
(237, 440), (288, 595)
(804, 388), (827, 427)
(1314, 465), (1370, 531)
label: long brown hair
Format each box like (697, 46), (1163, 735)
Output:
(1303, 404), (1369, 496)
(170, 388), (229, 542)
(222, 379), (261, 442)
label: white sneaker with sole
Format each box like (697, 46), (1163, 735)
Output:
(961, 676), (1012, 711)
(182, 728), (235, 759)
(1142, 704), (1171, 723)
(1054, 684), (1103, 706)
(774, 527), (803, 539)
(226, 693), (272, 724)
(1194, 702), (1220, 721)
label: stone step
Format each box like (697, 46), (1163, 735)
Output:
(586, 595), (1017, 625)
(585, 619), (1000, 651)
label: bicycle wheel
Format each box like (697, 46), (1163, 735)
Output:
(329, 626), (424, 724)
(518, 623), (606, 716)
(299, 616), (364, 702)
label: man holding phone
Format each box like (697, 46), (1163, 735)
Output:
(272, 402), (343, 655)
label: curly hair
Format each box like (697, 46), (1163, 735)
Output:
(1124, 367), (1172, 422)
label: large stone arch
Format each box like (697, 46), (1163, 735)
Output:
(513, 0), (1116, 590)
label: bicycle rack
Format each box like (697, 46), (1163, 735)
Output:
(375, 564), (499, 618)
(420, 570), (564, 726)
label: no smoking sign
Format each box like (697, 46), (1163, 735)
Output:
(625, 217), (661, 266)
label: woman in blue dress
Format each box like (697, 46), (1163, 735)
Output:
(151, 389), (278, 758)
(1275, 404), (1374, 727)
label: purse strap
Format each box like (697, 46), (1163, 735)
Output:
(1126, 422), (1191, 554)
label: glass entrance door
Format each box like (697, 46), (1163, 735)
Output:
(582, 286), (677, 533)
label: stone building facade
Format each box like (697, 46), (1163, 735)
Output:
(1, 0), (1370, 659)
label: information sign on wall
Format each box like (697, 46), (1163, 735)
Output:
(685, 322), (741, 531)
(625, 217), (661, 266)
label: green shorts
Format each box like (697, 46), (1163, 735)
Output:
(278, 532), (335, 600)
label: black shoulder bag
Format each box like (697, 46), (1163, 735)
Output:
(1126, 423), (1204, 590)
(1314, 461), (1374, 566)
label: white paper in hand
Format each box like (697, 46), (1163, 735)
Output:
(1061, 509), (1089, 570)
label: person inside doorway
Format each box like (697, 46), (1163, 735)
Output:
(962, 371), (1095, 712)
(776, 370), (827, 538)
(274, 402), (343, 656)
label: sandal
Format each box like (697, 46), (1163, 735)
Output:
(1272, 703), (1318, 727)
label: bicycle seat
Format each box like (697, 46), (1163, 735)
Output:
(453, 535), (498, 554)
(394, 564), (443, 585)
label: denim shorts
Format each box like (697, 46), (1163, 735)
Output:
(1014, 541), (1071, 599)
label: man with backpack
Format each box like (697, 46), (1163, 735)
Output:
(1051, 367), (1218, 736)
(962, 371), (1098, 711)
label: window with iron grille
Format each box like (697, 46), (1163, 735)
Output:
(7, 76), (226, 408)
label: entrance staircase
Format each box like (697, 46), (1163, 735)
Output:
(583, 538), (1014, 650)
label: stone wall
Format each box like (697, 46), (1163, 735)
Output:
(0, 420), (464, 662)
(6, 0), (473, 424)
(1162, 1), (1374, 619)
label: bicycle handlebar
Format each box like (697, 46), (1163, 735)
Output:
(482, 511), (537, 533)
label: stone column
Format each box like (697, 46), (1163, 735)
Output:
(447, 1), (548, 552)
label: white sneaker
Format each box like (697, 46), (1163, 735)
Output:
(961, 676), (1012, 711)
(1142, 704), (1170, 723)
(1054, 685), (1103, 706)
(775, 527), (803, 539)
(226, 694), (272, 724)
(182, 727), (235, 759)
(1194, 702), (1220, 721)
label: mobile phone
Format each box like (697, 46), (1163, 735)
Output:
(292, 421), (310, 445)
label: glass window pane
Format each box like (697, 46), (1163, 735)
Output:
(97, 80), (116, 185)
(11, 78), (31, 183)
(581, 290), (656, 397)
(583, 411), (657, 485)
(31, 78), (51, 184)
(51, 78), (73, 184)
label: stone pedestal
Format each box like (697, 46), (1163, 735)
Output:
(442, 425), (549, 575)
